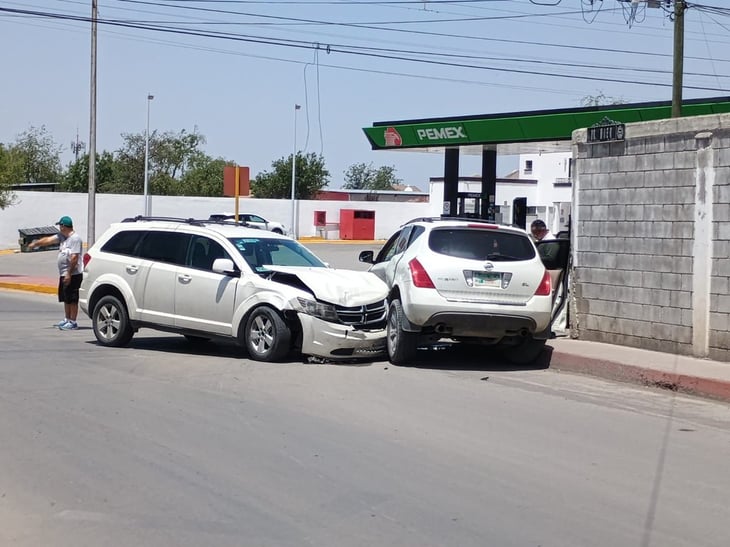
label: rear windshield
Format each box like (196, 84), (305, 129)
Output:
(429, 228), (535, 261)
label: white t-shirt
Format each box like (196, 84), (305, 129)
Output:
(541, 231), (555, 241)
(57, 232), (84, 276)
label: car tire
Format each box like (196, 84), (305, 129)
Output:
(271, 228), (283, 235)
(92, 295), (134, 347)
(387, 299), (418, 365)
(244, 306), (291, 362)
(503, 336), (546, 365)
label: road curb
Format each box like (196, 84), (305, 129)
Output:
(0, 281), (56, 295)
(549, 349), (730, 403)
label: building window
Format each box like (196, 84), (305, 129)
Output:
(524, 160), (533, 175)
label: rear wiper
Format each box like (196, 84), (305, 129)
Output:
(484, 252), (522, 261)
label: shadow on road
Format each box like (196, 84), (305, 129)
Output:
(83, 336), (554, 372)
(391, 343), (553, 372)
(83, 335), (374, 365)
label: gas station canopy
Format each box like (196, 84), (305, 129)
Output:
(363, 96), (730, 156)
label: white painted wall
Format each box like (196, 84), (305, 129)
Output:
(1, 192), (432, 249)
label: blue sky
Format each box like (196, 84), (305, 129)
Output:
(1, 0), (729, 188)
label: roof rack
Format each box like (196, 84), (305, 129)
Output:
(121, 216), (206, 225)
(120, 215), (260, 229)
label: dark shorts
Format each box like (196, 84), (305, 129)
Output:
(58, 274), (83, 304)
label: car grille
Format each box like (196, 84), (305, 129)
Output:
(335, 300), (387, 328)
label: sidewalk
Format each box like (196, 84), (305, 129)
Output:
(3, 246), (730, 404)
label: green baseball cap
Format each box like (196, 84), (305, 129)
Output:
(56, 215), (73, 227)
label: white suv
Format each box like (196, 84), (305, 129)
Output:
(359, 217), (568, 365)
(79, 217), (388, 361)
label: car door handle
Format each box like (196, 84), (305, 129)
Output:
(125, 265), (138, 274)
(178, 274), (192, 284)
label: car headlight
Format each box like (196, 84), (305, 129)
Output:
(295, 297), (339, 321)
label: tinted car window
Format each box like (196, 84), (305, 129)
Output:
(187, 236), (230, 271)
(230, 237), (326, 273)
(429, 228), (535, 261)
(375, 230), (402, 263)
(137, 231), (191, 266)
(100, 230), (144, 256)
(408, 225), (425, 247)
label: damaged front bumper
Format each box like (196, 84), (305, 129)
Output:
(298, 313), (386, 359)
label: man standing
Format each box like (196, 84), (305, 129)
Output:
(530, 219), (555, 242)
(530, 218), (567, 336)
(27, 216), (83, 330)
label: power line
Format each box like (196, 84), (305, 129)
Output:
(35, 0), (730, 63)
(116, 0), (619, 26)
(1, 5), (728, 91)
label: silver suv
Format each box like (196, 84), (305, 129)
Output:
(359, 217), (568, 365)
(80, 217), (388, 361)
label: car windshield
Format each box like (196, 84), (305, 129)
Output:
(428, 228), (535, 261)
(229, 237), (326, 273)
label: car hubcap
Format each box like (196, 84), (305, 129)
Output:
(250, 315), (274, 354)
(98, 304), (120, 340)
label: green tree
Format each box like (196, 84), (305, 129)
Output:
(110, 128), (212, 195)
(0, 143), (21, 208)
(252, 152), (329, 199)
(343, 162), (401, 191)
(17, 126), (63, 183)
(153, 129), (206, 180)
(181, 156), (233, 197)
(60, 151), (116, 193)
(0, 126), (62, 184)
(112, 132), (146, 194)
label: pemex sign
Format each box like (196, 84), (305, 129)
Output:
(366, 122), (470, 148)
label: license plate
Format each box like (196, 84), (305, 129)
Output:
(472, 271), (502, 288)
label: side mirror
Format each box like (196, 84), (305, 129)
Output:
(212, 258), (240, 277)
(359, 250), (375, 264)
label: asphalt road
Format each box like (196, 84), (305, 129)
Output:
(1, 289), (730, 547)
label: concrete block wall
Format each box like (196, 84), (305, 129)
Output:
(572, 114), (730, 361)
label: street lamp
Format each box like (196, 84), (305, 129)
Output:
(143, 93), (154, 216)
(290, 104), (301, 239)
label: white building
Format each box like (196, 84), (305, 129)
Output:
(428, 151), (573, 234)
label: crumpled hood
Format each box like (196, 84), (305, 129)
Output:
(265, 266), (388, 306)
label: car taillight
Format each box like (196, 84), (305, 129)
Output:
(83, 253), (92, 268)
(409, 258), (435, 288)
(535, 270), (551, 296)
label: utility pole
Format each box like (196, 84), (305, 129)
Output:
(87, 0), (98, 245)
(143, 94), (154, 216)
(672, 0), (686, 118)
(290, 104), (301, 239)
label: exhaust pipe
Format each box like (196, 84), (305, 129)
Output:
(434, 323), (452, 334)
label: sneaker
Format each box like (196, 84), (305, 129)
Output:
(54, 318), (69, 327)
(59, 321), (78, 331)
